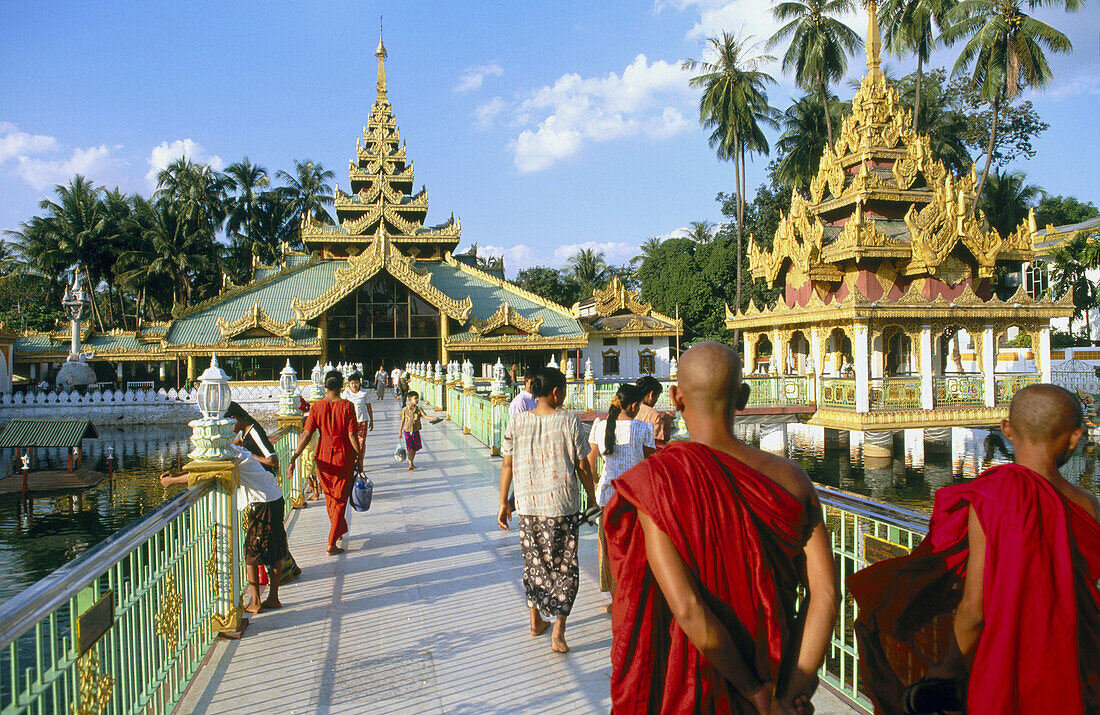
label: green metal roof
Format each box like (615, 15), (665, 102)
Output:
(14, 333), (163, 356)
(0, 419), (98, 448)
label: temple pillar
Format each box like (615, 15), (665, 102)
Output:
(186, 355), (197, 381)
(318, 318), (329, 365)
(863, 430), (894, 464)
(823, 427), (848, 451)
(924, 427), (952, 454)
(759, 422), (788, 455)
(871, 331), (884, 379)
(1039, 326), (1052, 382)
(743, 332), (753, 373)
(982, 325), (996, 407)
(771, 330), (782, 374)
(440, 317), (450, 366)
(853, 323), (870, 412)
(919, 325), (933, 409)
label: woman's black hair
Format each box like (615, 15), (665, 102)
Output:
(408, 390), (419, 399)
(530, 366), (566, 399)
(324, 369), (344, 392)
(605, 383), (643, 456)
(224, 401), (255, 427)
(348, 371), (362, 382)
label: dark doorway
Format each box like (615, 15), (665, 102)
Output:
(326, 274), (440, 370)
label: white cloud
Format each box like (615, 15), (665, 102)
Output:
(16, 145), (121, 190)
(145, 138), (224, 187)
(552, 241), (641, 266)
(494, 54), (692, 172)
(473, 97), (507, 130)
(0, 124), (58, 163)
(455, 63), (504, 93)
(1049, 72), (1100, 100)
(481, 243), (536, 272)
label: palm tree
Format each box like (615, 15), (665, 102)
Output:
(631, 236), (664, 266)
(569, 249), (608, 294)
(155, 158), (232, 238)
(880, 0), (957, 132)
(226, 158), (270, 244)
(685, 221), (717, 244)
(5, 216), (66, 305)
(775, 93), (850, 193)
(979, 169), (1043, 237)
(277, 160), (336, 226)
(943, 0), (1072, 208)
(684, 33), (779, 318)
(768, 0), (861, 149)
(1051, 234), (1098, 340)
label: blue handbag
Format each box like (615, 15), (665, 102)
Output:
(350, 474), (374, 512)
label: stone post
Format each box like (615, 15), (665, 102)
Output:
(462, 361), (475, 435)
(982, 325), (996, 408)
(919, 325), (934, 410)
(489, 359), (507, 455)
(1039, 326), (1052, 382)
(584, 358), (595, 413)
(853, 323), (870, 413)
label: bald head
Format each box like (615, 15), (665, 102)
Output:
(1008, 384), (1084, 444)
(677, 341), (743, 415)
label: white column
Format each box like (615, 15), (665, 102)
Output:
(853, 323), (870, 412)
(982, 326), (996, 407)
(771, 330), (781, 374)
(759, 422), (788, 455)
(743, 332), (753, 372)
(1040, 326), (1052, 382)
(920, 325), (934, 409)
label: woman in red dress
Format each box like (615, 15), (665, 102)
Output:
(289, 370), (361, 554)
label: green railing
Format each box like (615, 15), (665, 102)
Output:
(821, 378), (857, 409)
(744, 375), (810, 406)
(994, 372), (1041, 406)
(933, 375), (984, 407)
(869, 377), (921, 409)
(817, 486), (929, 711)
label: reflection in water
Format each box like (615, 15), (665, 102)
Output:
(0, 425), (193, 606)
(737, 422), (1100, 512)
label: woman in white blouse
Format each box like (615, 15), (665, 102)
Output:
(586, 383), (655, 609)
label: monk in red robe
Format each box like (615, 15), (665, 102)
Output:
(604, 342), (837, 713)
(849, 384), (1100, 713)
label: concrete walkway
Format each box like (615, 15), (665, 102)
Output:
(179, 400), (856, 714)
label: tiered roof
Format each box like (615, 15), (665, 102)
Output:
(575, 278), (681, 337)
(301, 34), (460, 257)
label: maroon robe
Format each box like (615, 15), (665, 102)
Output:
(604, 441), (812, 713)
(849, 463), (1100, 713)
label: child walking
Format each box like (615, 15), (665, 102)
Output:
(398, 391), (428, 471)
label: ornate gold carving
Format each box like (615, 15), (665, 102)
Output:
(469, 300), (544, 336)
(810, 405), (1008, 430)
(215, 300), (295, 342)
(591, 277), (653, 318)
(205, 531), (220, 595)
(72, 649), (114, 715)
(154, 571), (183, 653)
(211, 606), (241, 633)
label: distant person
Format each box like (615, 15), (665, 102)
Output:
(586, 383), (654, 609)
(498, 367), (597, 653)
(605, 342), (836, 712)
(161, 444), (288, 614)
(635, 375), (672, 444)
(398, 371), (411, 407)
(288, 370), (361, 555)
(850, 384), (1100, 713)
(342, 371), (375, 466)
(508, 373), (537, 416)
(374, 365), (388, 401)
(391, 366), (404, 401)
(507, 363), (518, 387)
(398, 390), (428, 471)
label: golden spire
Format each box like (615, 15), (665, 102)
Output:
(864, 0), (882, 75)
(375, 14), (388, 96)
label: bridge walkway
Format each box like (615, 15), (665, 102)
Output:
(179, 400), (855, 714)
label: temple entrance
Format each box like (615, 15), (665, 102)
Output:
(325, 274), (440, 372)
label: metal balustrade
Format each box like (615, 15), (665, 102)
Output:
(821, 378), (858, 409)
(869, 377), (921, 409)
(744, 375), (810, 406)
(933, 375), (984, 407)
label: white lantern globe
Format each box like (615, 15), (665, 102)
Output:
(311, 361), (325, 387)
(279, 359), (298, 395)
(196, 353), (231, 420)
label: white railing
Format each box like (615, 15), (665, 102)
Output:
(0, 384), (302, 407)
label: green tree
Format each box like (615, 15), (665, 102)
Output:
(637, 237), (741, 343)
(684, 220), (717, 243)
(768, 0), (861, 149)
(277, 160), (335, 226)
(1050, 234), (1098, 340)
(568, 248), (609, 295)
(514, 266), (583, 308)
(943, 0), (1073, 207)
(631, 236), (664, 266)
(894, 68), (972, 174)
(978, 169), (1043, 237)
(1035, 195), (1099, 229)
(154, 158), (231, 239)
(880, 0), (957, 132)
(684, 32), (779, 324)
(775, 92), (848, 192)
(226, 158), (272, 267)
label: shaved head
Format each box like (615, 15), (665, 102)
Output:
(677, 341), (743, 415)
(1008, 384), (1084, 444)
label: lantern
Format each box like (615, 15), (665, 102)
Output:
(311, 361), (325, 387)
(280, 359), (298, 395)
(196, 353), (231, 420)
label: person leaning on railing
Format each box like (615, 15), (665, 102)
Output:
(160, 443), (290, 615)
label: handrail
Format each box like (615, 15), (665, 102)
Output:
(816, 485), (930, 533)
(0, 480), (214, 650)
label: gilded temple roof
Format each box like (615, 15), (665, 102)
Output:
(575, 278), (680, 337)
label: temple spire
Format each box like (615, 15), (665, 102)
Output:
(375, 15), (388, 96)
(864, 0), (882, 75)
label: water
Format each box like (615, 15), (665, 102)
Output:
(0, 425), (193, 606)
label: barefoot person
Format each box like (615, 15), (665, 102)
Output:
(634, 375), (671, 444)
(398, 390), (427, 471)
(374, 365), (387, 401)
(342, 371), (375, 468)
(161, 444), (289, 614)
(850, 384), (1100, 713)
(586, 383), (654, 610)
(288, 369), (360, 555)
(498, 367), (597, 653)
(605, 342), (837, 712)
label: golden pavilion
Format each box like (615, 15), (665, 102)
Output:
(726, 1), (1073, 432)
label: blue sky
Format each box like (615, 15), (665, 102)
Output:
(1, 1), (1097, 276)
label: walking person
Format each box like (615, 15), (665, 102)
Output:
(398, 371), (412, 407)
(288, 369), (361, 555)
(398, 390), (427, 471)
(635, 375), (671, 444)
(586, 383), (654, 610)
(391, 365), (403, 401)
(374, 365), (387, 401)
(508, 372), (536, 415)
(498, 367), (597, 653)
(342, 371), (374, 468)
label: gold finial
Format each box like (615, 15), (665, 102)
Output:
(864, 0), (882, 74)
(376, 14), (388, 96)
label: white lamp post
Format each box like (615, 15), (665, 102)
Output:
(279, 360), (299, 416)
(309, 360), (325, 401)
(188, 353), (236, 461)
(491, 358), (505, 397)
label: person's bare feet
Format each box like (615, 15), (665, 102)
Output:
(407, 464), (416, 471)
(244, 600), (262, 614)
(551, 635), (570, 653)
(601, 603), (612, 613)
(530, 617), (551, 637)
(260, 597), (282, 609)
(326, 545), (345, 555)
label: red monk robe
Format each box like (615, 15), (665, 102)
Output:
(604, 441), (813, 713)
(849, 463), (1100, 713)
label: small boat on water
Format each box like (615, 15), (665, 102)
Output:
(0, 418), (106, 496)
